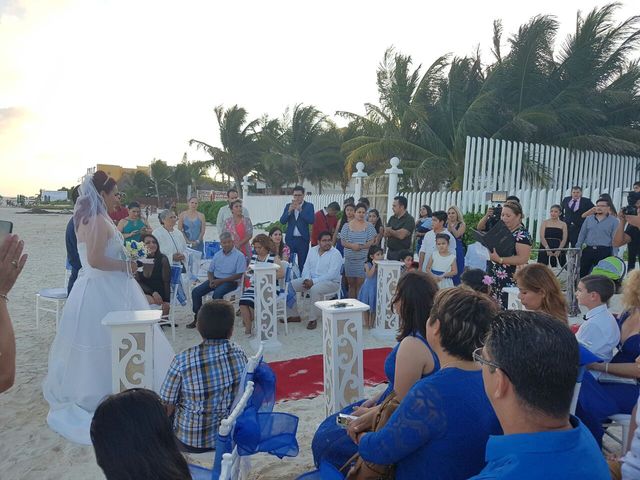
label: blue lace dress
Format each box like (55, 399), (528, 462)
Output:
(311, 333), (440, 469)
(577, 311), (640, 445)
(357, 262), (377, 311)
(358, 368), (501, 479)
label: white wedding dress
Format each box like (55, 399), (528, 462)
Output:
(43, 224), (150, 445)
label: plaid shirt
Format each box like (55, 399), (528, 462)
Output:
(159, 339), (247, 448)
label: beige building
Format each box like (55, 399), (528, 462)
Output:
(88, 164), (151, 182)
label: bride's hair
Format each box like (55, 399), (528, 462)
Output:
(91, 388), (191, 480)
(74, 170), (116, 227)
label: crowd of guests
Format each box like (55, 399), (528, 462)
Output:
(48, 179), (640, 478)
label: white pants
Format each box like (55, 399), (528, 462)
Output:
(290, 278), (340, 322)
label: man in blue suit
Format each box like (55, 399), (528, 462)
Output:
(280, 185), (314, 271)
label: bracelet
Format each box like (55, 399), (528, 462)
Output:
(605, 363), (609, 374)
(499, 257), (504, 265)
(0, 293), (8, 303)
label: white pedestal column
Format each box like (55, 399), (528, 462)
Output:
(502, 287), (523, 310)
(352, 161), (368, 201)
(102, 310), (163, 394)
(315, 299), (370, 416)
(385, 157), (403, 221)
(252, 263), (281, 352)
(373, 260), (403, 340)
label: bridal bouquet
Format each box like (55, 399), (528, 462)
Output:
(124, 240), (149, 262)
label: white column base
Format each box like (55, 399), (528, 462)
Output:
(374, 260), (403, 340)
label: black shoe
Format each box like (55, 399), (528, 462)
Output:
(186, 320), (197, 329)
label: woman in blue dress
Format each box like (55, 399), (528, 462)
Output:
(352, 287), (501, 479)
(178, 197), (206, 253)
(577, 270), (640, 445)
(446, 205), (466, 286)
(415, 205), (432, 255)
(357, 246), (383, 328)
(311, 271), (440, 469)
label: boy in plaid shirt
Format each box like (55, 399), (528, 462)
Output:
(160, 300), (247, 452)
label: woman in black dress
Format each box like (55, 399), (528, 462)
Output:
(537, 204), (568, 268)
(137, 233), (171, 316)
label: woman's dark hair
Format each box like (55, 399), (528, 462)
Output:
(550, 204), (562, 212)
(366, 245), (383, 263)
(338, 204), (356, 230)
(421, 205), (433, 217)
(368, 209), (383, 232)
(392, 271), (438, 341)
(268, 226), (285, 257)
(92, 170), (117, 195)
(141, 233), (164, 263)
(230, 199), (243, 210)
(90, 388), (191, 480)
(128, 201), (141, 210)
(354, 202), (368, 213)
(428, 287), (498, 360)
(461, 268), (491, 295)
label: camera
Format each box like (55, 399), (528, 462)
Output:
(622, 191), (640, 216)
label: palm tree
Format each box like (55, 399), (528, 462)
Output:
(149, 158), (172, 207)
(189, 105), (262, 194)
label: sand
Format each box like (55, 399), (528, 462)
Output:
(0, 207), (391, 480)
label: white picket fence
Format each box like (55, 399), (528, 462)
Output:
(461, 136), (639, 213)
(242, 194), (349, 226)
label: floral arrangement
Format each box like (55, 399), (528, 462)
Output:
(124, 240), (148, 261)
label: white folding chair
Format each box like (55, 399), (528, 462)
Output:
(36, 262), (70, 329)
(163, 264), (183, 341)
(35, 288), (67, 329)
(605, 414), (632, 455)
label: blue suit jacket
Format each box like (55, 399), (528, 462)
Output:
(279, 201), (315, 243)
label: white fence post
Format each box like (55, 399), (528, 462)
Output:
(385, 157), (403, 221)
(353, 162), (367, 200)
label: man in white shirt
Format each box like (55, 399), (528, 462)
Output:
(418, 211), (455, 272)
(289, 231), (342, 330)
(216, 188), (249, 236)
(575, 275), (619, 362)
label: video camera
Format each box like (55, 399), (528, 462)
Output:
(484, 191), (508, 230)
(622, 191), (640, 216)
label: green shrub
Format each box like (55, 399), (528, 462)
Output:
(197, 201), (227, 224)
(462, 212), (485, 246)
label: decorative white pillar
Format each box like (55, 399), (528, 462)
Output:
(352, 161), (368, 200)
(385, 157), (403, 221)
(252, 263), (282, 352)
(373, 260), (403, 340)
(315, 299), (369, 416)
(102, 310), (163, 393)
(241, 175), (250, 198)
(502, 287), (523, 310)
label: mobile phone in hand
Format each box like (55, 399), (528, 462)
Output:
(336, 413), (357, 428)
(0, 220), (13, 240)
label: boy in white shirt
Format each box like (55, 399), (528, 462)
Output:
(575, 275), (619, 362)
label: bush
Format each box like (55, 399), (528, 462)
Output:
(197, 201), (227, 224)
(462, 212), (485, 246)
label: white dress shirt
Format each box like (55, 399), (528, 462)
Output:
(576, 304), (620, 361)
(419, 229), (455, 272)
(301, 246), (343, 284)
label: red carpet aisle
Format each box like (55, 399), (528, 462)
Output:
(270, 347), (392, 401)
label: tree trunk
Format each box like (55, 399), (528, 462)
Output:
(154, 182), (160, 207)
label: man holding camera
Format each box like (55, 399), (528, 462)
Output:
(613, 184), (640, 271)
(561, 186), (594, 247)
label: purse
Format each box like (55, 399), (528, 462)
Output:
(341, 392), (399, 480)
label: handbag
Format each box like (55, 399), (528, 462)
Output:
(340, 392), (399, 480)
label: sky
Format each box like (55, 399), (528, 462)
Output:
(0, 0), (636, 197)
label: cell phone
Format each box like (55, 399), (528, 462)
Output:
(333, 302), (348, 308)
(336, 413), (357, 428)
(0, 220), (13, 238)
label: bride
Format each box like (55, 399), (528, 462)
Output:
(43, 170), (151, 445)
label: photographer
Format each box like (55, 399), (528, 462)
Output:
(477, 195), (521, 232)
(613, 188), (640, 270)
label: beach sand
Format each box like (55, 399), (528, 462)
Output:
(0, 207), (390, 480)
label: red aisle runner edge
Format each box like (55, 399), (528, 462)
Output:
(269, 347), (392, 402)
